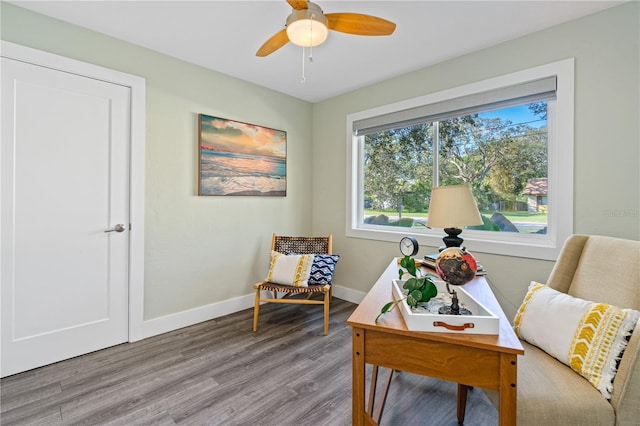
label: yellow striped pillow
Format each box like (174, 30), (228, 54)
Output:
(514, 281), (640, 399)
(266, 251), (313, 287)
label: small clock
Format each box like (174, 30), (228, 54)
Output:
(399, 236), (419, 257)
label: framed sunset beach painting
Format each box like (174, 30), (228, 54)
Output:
(198, 114), (286, 196)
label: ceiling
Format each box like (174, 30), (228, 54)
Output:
(8, 0), (626, 103)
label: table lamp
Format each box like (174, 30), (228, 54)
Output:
(426, 184), (483, 251)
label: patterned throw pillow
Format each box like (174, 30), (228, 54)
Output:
(514, 281), (640, 399)
(266, 251), (313, 287)
(308, 254), (340, 284)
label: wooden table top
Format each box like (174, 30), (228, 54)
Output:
(347, 258), (524, 356)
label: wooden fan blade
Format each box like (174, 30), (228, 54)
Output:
(326, 13), (396, 36)
(256, 29), (290, 57)
(287, 0), (308, 10)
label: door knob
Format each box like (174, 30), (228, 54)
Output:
(105, 224), (126, 233)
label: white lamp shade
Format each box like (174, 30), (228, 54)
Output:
(286, 8), (328, 47)
(427, 184), (483, 228)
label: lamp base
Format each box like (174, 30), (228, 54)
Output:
(438, 287), (473, 316)
(438, 227), (464, 252)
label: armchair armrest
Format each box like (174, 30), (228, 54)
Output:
(611, 324), (640, 425)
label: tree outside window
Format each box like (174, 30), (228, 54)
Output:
(348, 59), (574, 260)
(362, 102), (548, 234)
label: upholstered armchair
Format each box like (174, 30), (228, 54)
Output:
(484, 234), (640, 425)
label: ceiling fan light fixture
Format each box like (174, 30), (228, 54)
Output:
(256, 0), (396, 57)
(286, 6), (328, 47)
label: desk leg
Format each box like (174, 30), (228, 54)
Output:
(499, 353), (518, 425)
(352, 327), (366, 425)
(367, 366), (379, 416)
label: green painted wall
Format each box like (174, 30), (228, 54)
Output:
(2, 2), (638, 322)
(1, 2), (314, 320)
(313, 1), (639, 318)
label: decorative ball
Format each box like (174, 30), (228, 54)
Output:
(435, 247), (477, 286)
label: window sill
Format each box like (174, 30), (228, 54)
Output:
(346, 226), (564, 260)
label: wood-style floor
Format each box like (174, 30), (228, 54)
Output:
(1, 298), (498, 425)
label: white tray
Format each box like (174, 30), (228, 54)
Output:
(391, 278), (499, 334)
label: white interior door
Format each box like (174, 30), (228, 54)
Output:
(1, 56), (131, 377)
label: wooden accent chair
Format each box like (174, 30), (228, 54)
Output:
(479, 235), (640, 425)
(253, 234), (333, 335)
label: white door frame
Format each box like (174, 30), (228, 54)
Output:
(1, 41), (146, 342)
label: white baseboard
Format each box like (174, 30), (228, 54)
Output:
(332, 284), (366, 304)
(140, 293), (256, 339)
(139, 285), (366, 340)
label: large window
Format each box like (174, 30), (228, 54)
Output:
(346, 59), (574, 260)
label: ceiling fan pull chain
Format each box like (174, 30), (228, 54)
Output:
(309, 14), (315, 63)
(301, 46), (306, 84)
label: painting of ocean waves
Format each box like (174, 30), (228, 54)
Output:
(198, 114), (286, 196)
(200, 151), (286, 196)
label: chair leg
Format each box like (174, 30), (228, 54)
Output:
(457, 384), (470, 424)
(323, 288), (330, 335)
(253, 288), (261, 332)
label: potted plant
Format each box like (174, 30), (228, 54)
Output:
(375, 255), (438, 323)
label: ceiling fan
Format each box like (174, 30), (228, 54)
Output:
(256, 0), (396, 57)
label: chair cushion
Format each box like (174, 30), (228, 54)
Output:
(308, 254), (340, 284)
(566, 236), (640, 309)
(485, 341), (616, 425)
(266, 251), (313, 287)
(514, 281), (640, 399)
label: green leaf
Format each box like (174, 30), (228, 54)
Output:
(375, 300), (399, 323)
(403, 277), (419, 291)
(405, 260), (417, 277)
(400, 255), (417, 276)
(407, 289), (422, 308)
(421, 281), (438, 302)
(406, 294), (417, 308)
(380, 301), (395, 313)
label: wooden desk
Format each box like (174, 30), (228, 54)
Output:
(347, 258), (524, 425)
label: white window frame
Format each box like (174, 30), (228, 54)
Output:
(346, 58), (574, 260)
